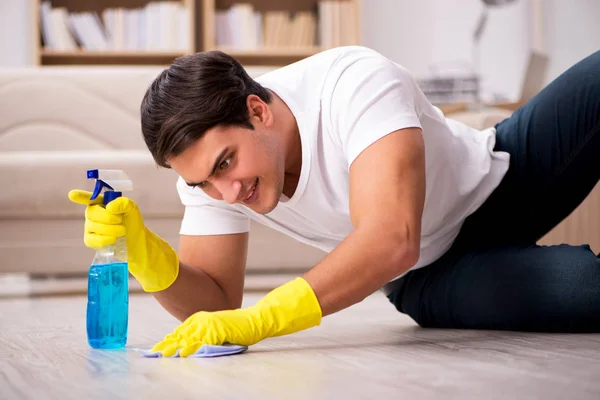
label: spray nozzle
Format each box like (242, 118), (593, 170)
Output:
(87, 169), (133, 205)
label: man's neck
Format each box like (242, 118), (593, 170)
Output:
(282, 127), (302, 198)
(269, 90), (303, 197)
(282, 172), (300, 199)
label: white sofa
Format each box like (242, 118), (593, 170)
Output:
(0, 66), (326, 278)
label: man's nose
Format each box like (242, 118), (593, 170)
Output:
(213, 179), (242, 204)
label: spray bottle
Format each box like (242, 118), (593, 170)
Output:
(86, 169), (132, 349)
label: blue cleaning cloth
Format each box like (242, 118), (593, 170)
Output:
(134, 344), (248, 358)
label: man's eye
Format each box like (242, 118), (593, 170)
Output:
(219, 156), (232, 170)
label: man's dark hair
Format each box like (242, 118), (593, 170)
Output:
(140, 50), (272, 168)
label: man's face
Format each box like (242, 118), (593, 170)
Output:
(168, 123), (285, 215)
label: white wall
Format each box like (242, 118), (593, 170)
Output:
(361, 0), (530, 102)
(0, 0), (34, 66)
(361, 0), (600, 102)
(542, 0), (600, 83)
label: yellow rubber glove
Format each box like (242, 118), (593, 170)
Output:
(68, 190), (179, 292)
(151, 277), (322, 357)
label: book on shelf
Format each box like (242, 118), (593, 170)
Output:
(215, 0), (357, 51)
(318, 0), (357, 49)
(39, 1), (190, 53)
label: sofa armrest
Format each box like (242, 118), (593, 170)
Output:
(0, 150), (183, 219)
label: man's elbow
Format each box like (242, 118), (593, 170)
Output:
(356, 219), (421, 274)
(402, 243), (420, 268)
(385, 227), (420, 273)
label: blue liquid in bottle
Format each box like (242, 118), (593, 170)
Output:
(87, 238), (129, 349)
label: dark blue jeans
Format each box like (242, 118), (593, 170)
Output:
(387, 50), (600, 332)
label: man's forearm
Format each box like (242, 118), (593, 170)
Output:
(152, 261), (232, 322)
(302, 225), (419, 317)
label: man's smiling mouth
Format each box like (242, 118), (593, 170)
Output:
(243, 177), (259, 203)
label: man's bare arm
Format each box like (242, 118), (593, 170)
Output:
(303, 128), (425, 316)
(152, 232), (249, 321)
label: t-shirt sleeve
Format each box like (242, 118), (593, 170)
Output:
(327, 48), (423, 168)
(176, 176), (250, 235)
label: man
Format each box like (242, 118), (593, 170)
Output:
(70, 46), (600, 357)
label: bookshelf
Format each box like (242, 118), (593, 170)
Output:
(33, 0), (360, 66)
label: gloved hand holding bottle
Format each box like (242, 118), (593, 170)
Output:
(68, 189), (179, 293)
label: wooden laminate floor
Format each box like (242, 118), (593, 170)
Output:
(1, 291), (600, 400)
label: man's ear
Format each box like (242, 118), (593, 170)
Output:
(246, 94), (272, 126)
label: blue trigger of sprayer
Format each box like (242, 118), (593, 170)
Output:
(90, 179), (115, 201)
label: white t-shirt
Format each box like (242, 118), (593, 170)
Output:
(177, 46), (510, 275)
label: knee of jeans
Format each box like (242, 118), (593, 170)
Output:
(386, 287), (424, 326)
(389, 291), (432, 327)
(386, 290), (404, 313)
